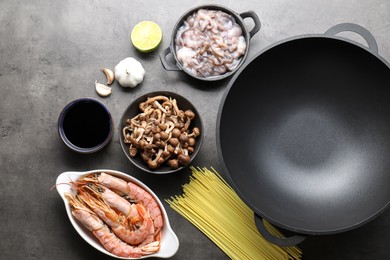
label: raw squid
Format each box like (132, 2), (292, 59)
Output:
(175, 9), (247, 78)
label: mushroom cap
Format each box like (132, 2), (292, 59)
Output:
(184, 109), (196, 119)
(172, 128), (181, 138)
(178, 154), (191, 166)
(168, 159), (179, 169)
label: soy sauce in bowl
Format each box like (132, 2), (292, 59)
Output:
(58, 98), (113, 153)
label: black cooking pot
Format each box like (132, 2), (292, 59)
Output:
(159, 4), (261, 81)
(217, 23), (390, 246)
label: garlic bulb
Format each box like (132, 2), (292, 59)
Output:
(114, 57), (145, 88)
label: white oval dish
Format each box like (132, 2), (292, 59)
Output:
(56, 169), (179, 259)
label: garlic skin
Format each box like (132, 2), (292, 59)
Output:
(114, 57), (145, 88)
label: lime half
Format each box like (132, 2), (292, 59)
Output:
(131, 21), (163, 53)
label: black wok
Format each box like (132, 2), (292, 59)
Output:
(217, 23), (390, 246)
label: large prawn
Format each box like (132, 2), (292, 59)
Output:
(80, 172), (164, 239)
(78, 182), (141, 223)
(65, 192), (159, 258)
(73, 181), (155, 246)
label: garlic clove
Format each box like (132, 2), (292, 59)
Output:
(101, 68), (115, 85)
(95, 81), (112, 97)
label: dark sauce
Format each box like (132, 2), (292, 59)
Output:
(62, 101), (111, 148)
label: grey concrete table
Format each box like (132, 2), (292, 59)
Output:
(1, 0), (390, 259)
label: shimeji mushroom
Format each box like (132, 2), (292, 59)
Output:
(178, 153), (191, 166)
(122, 95), (200, 170)
(147, 149), (164, 169)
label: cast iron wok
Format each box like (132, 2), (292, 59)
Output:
(217, 23), (390, 246)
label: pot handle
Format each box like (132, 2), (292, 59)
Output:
(159, 47), (181, 71)
(254, 214), (306, 247)
(240, 11), (261, 38)
(324, 23), (378, 54)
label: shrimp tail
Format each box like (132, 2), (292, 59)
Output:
(142, 241), (160, 255)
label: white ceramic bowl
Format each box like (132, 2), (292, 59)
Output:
(56, 169), (179, 259)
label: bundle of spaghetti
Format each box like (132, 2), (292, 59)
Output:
(166, 167), (302, 260)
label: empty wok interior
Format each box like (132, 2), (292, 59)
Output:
(219, 37), (390, 234)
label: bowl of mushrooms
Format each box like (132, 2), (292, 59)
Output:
(119, 91), (203, 174)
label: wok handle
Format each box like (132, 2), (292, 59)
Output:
(324, 23), (378, 54)
(159, 47), (181, 71)
(254, 214), (306, 247)
(240, 11), (261, 38)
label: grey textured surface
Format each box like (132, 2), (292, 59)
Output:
(1, 0), (390, 259)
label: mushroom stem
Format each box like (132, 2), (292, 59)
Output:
(183, 117), (191, 132)
(165, 121), (175, 133)
(135, 128), (145, 142)
(148, 149), (164, 169)
(140, 96), (170, 109)
(171, 98), (184, 118)
(153, 100), (167, 113)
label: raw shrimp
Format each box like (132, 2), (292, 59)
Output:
(77, 183), (154, 245)
(81, 172), (164, 237)
(79, 181), (133, 216)
(127, 182), (164, 237)
(65, 192), (159, 258)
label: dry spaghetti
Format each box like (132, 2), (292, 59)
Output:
(166, 167), (302, 260)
